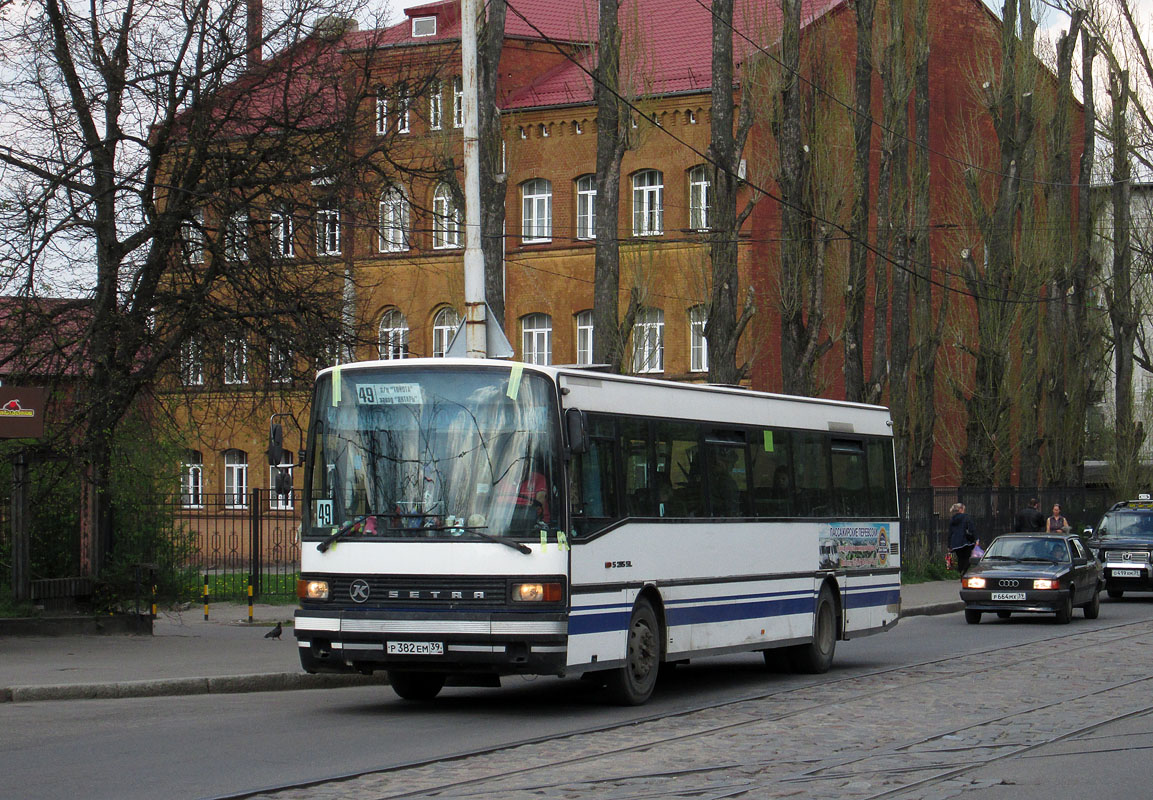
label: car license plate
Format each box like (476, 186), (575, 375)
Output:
(991, 592), (1026, 601)
(387, 641), (444, 656)
(1113, 569), (1141, 578)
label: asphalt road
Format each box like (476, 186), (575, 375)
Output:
(5, 596), (1153, 800)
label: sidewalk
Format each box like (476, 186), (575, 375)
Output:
(0, 581), (962, 703)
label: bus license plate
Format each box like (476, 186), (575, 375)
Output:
(991, 592), (1025, 601)
(1112, 569), (1141, 578)
(387, 641), (444, 656)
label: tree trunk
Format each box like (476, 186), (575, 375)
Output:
(843, 0), (875, 403)
(479, 0), (508, 327)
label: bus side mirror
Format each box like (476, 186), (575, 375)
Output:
(566, 408), (588, 455)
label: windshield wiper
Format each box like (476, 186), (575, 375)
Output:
(983, 555), (1012, 560)
(316, 512), (381, 553)
(457, 525), (533, 554)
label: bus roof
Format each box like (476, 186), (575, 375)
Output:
(316, 358), (893, 436)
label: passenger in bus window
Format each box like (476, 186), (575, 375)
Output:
(709, 448), (741, 517)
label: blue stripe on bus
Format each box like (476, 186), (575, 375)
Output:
(568, 584), (900, 636)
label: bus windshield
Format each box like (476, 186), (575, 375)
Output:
(305, 365), (560, 541)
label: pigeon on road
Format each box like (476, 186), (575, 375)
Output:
(264, 621), (283, 640)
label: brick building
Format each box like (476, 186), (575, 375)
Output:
(169, 0), (1050, 506)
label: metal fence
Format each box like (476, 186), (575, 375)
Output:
(899, 486), (1116, 566)
(2, 484), (1121, 603)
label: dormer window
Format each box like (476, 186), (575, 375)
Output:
(412, 15), (436, 36)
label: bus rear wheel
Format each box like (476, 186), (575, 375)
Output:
(388, 670), (445, 701)
(789, 585), (837, 674)
(605, 597), (660, 705)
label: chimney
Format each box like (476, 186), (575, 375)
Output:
(247, 0), (262, 69)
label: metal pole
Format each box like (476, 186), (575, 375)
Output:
(462, 0), (486, 358)
(11, 450), (29, 602)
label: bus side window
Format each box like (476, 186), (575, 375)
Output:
(706, 442), (749, 517)
(793, 432), (831, 517)
(751, 429), (792, 518)
(620, 419), (653, 517)
(573, 436), (618, 536)
(866, 438), (897, 517)
(654, 420), (702, 517)
(830, 439), (867, 517)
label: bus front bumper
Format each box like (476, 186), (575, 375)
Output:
(293, 608), (569, 676)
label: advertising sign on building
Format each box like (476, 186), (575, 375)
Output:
(0, 386), (46, 439)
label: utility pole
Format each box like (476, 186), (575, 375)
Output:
(461, 0), (486, 358)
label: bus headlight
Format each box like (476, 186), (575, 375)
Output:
(513, 582), (562, 602)
(298, 579), (330, 600)
(1033, 579), (1059, 590)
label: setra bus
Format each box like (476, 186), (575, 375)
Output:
(294, 358), (901, 704)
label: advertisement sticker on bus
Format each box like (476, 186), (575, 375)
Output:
(824, 523), (890, 568)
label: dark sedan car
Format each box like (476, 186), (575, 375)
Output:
(959, 534), (1103, 624)
(1084, 496), (1153, 598)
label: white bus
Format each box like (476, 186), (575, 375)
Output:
(294, 358), (900, 704)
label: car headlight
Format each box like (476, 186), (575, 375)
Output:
(962, 576), (986, 589)
(298, 579), (330, 600)
(512, 582), (563, 602)
(1032, 579), (1059, 590)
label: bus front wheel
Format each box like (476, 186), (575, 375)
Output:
(388, 670), (445, 701)
(604, 597), (660, 705)
(789, 585), (837, 674)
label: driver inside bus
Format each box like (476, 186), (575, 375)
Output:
(507, 455), (550, 524)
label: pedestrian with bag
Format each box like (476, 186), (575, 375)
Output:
(948, 502), (979, 576)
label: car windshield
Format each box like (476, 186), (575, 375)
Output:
(304, 364), (560, 541)
(984, 537), (1070, 563)
(1093, 509), (1153, 540)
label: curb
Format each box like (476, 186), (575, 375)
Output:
(1, 672), (390, 703)
(901, 602), (964, 618)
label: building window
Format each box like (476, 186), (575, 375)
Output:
(397, 85), (410, 133)
(316, 201), (340, 255)
(270, 208), (293, 258)
(412, 15), (436, 36)
(224, 449), (248, 509)
(181, 337), (203, 386)
(378, 308), (409, 359)
(269, 465), (293, 510)
(632, 169), (664, 236)
(432, 307), (461, 357)
(576, 175), (596, 240)
(632, 307), (664, 373)
(429, 80), (442, 130)
(378, 186), (409, 252)
(521, 178), (552, 243)
(689, 305), (708, 373)
(183, 209), (204, 264)
(182, 451), (203, 509)
(376, 87), (388, 135)
(453, 76), (463, 128)
(269, 342), (292, 384)
(521, 313), (552, 365)
(225, 210), (248, 261)
(432, 183), (461, 249)
(576, 310), (594, 365)
(224, 335), (248, 385)
(689, 165), (711, 231)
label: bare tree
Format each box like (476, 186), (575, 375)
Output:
(0, 0), (410, 575)
(705, 0), (757, 385)
(478, 0), (508, 327)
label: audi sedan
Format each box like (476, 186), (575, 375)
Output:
(959, 534), (1103, 624)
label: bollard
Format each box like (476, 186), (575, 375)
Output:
(247, 576), (254, 624)
(203, 574), (209, 621)
(151, 582), (157, 619)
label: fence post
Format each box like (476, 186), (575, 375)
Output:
(11, 450), (30, 602)
(250, 487), (262, 600)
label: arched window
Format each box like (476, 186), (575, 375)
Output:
(575, 309), (594, 365)
(182, 451), (203, 509)
(521, 313), (552, 365)
(378, 308), (409, 360)
(689, 305), (708, 373)
(432, 307), (461, 357)
(432, 184), (461, 249)
(378, 186), (409, 252)
(575, 175), (596, 240)
(689, 165), (711, 230)
(632, 307), (664, 373)
(521, 179), (552, 243)
(632, 169), (663, 236)
(224, 449), (248, 509)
